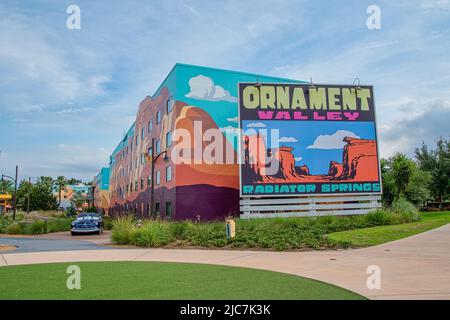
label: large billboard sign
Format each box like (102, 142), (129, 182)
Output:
(239, 83), (381, 197)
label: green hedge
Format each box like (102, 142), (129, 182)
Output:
(0, 216), (72, 235)
(111, 206), (420, 251)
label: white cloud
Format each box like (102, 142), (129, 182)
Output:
(307, 130), (360, 149)
(279, 136), (298, 143)
(246, 122), (266, 128)
(294, 156), (302, 161)
(185, 75), (237, 102)
(227, 116), (239, 123)
(56, 107), (93, 115)
(220, 125), (240, 133)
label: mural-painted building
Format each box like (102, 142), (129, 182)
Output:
(93, 167), (110, 215)
(99, 63), (302, 220)
(54, 183), (91, 210)
(0, 192), (12, 213)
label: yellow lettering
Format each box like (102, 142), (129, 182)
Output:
(260, 86), (276, 109)
(309, 87), (327, 110)
(328, 87), (341, 110)
(342, 88), (357, 110)
(243, 86), (259, 109)
(291, 87), (307, 109)
(357, 88), (371, 111)
(276, 86), (290, 109)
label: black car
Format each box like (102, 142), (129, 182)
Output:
(71, 213), (104, 235)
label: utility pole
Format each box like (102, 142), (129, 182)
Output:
(149, 138), (168, 219)
(26, 176), (31, 215)
(13, 165), (18, 220)
(1, 165), (18, 220)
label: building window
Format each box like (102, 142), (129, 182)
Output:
(165, 202), (172, 218)
(148, 119), (153, 132)
(156, 110), (161, 124)
(166, 131), (172, 148)
(166, 166), (172, 182)
(140, 178), (144, 190)
(155, 203), (160, 217)
(167, 97), (173, 114)
(155, 140), (160, 154)
(148, 147), (152, 157)
(156, 171), (161, 185)
(135, 135), (138, 146)
(135, 180), (138, 191)
(141, 128), (145, 140)
(141, 153), (145, 164)
(147, 175), (151, 187)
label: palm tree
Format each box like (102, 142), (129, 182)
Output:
(0, 180), (14, 194)
(55, 176), (67, 208)
(391, 153), (414, 196)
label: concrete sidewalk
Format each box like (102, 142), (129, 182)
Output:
(1, 224), (449, 300)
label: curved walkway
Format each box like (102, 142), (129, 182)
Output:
(1, 224), (450, 300)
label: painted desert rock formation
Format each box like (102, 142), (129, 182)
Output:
(174, 106), (239, 188)
(328, 137), (378, 181)
(243, 134), (310, 183)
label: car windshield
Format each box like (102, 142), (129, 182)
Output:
(76, 215), (99, 220)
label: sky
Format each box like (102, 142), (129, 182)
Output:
(0, 0), (449, 181)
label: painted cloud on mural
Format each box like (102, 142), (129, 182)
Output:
(185, 75), (237, 102)
(307, 130), (360, 149)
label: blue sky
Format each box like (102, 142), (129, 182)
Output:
(0, 0), (449, 180)
(243, 120), (376, 174)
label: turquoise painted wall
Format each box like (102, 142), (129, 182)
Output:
(174, 63), (306, 149)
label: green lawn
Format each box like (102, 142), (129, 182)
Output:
(328, 211), (450, 247)
(0, 261), (364, 300)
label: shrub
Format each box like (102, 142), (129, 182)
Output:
(85, 206), (98, 213)
(65, 205), (77, 218)
(170, 220), (194, 240)
(364, 209), (391, 226)
(47, 218), (72, 233)
(103, 216), (114, 230)
(29, 220), (47, 234)
(390, 197), (420, 223)
(134, 221), (173, 247)
(111, 216), (137, 244)
(7, 223), (23, 234)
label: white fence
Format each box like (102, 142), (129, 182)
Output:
(240, 194), (382, 219)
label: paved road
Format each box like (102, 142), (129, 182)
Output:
(0, 237), (106, 253)
(1, 225), (449, 299)
(0, 231), (112, 253)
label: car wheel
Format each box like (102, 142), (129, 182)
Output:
(71, 231), (76, 236)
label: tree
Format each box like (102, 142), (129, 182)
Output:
(0, 180), (14, 194)
(66, 178), (82, 185)
(71, 191), (87, 210)
(415, 137), (450, 208)
(16, 177), (57, 211)
(55, 176), (67, 208)
(16, 179), (33, 211)
(380, 158), (396, 206)
(391, 153), (414, 196)
(405, 166), (432, 207)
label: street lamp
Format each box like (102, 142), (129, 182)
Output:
(1, 165), (18, 220)
(147, 138), (169, 219)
